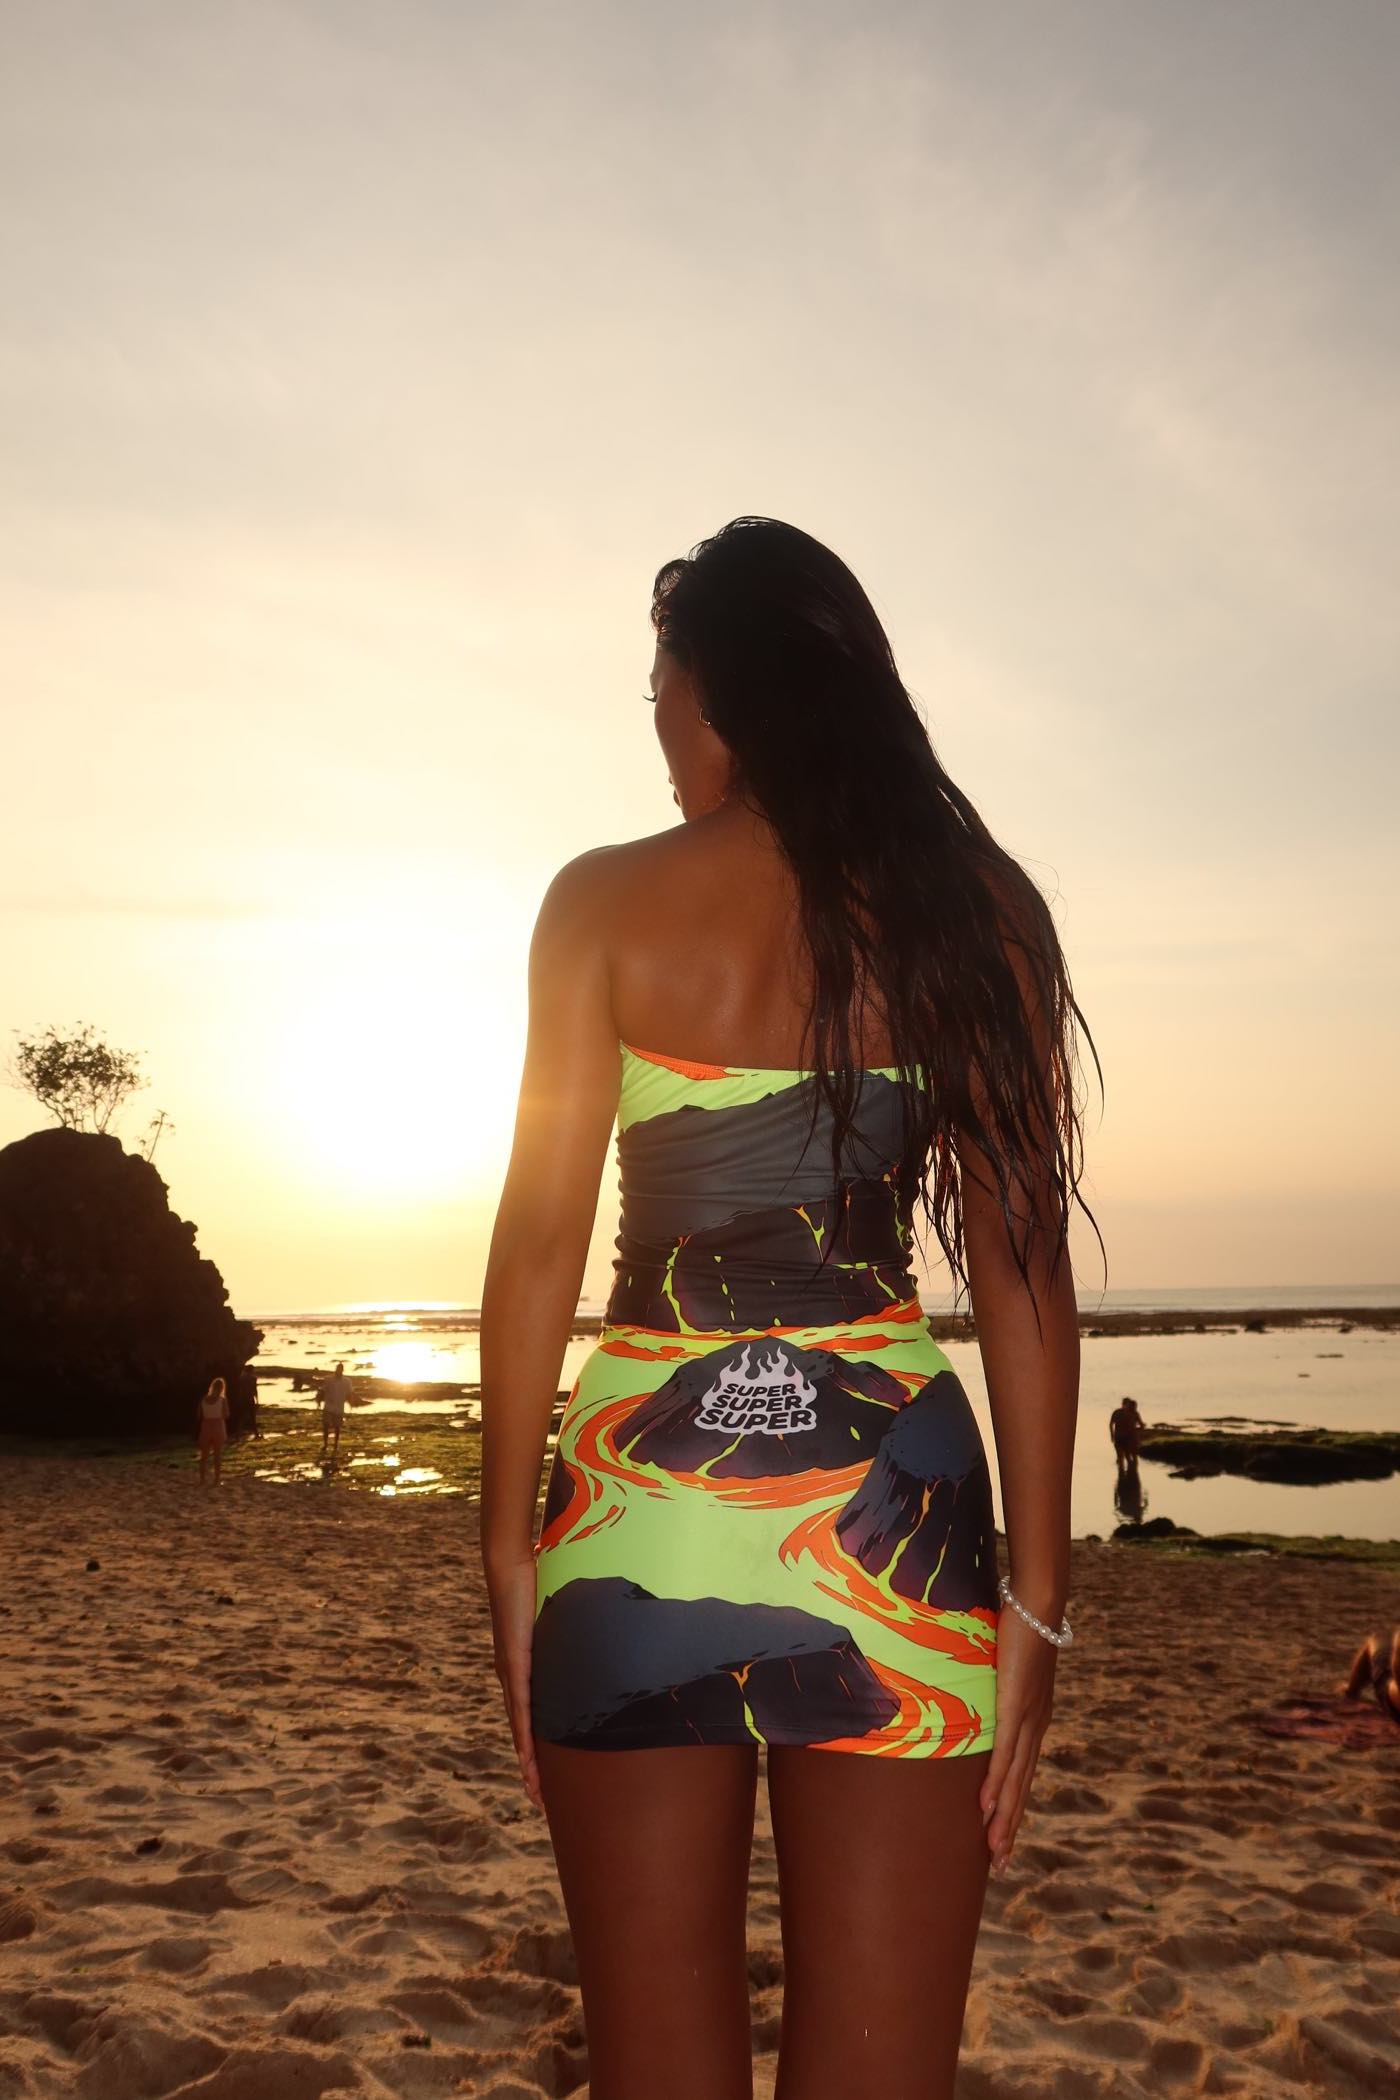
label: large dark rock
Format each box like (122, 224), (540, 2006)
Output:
(0, 1128), (262, 1438)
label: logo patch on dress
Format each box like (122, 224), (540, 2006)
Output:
(694, 1344), (818, 1435)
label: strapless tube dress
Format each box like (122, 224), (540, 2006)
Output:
(529, 1043), (1000, 1757)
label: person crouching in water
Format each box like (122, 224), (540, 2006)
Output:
(196, 1375), (230, 1488)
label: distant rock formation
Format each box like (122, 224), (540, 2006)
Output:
(1140, 1427), (1400, 1485)
(0, 1128), (262, 1437)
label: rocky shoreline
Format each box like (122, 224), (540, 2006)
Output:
(1139, 1425), (1400, 1486)
(247, 1304), (1400, 1347)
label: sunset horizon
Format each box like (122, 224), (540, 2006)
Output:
(5, 8), (1394, 1308)
(5, 11), (1397, 2095)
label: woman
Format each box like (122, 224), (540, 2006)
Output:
(480, 517), (1097, 2100)
(196, 1374), (230, 1488)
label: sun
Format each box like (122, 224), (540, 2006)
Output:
(263, 896), (528, 1204)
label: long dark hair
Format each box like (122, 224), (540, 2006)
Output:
(651, 516), (1103, 1319)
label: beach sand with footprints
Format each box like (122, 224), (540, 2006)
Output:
(2, 1456), (1397, 2099)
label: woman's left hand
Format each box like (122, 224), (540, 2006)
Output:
(979, 1609), (1059, 1877)
(485, 1554), (544, 1812)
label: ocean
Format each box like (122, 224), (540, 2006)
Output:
(239, 1287), (1399, 1544)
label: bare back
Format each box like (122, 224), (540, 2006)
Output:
(601, 802), (895, 1069)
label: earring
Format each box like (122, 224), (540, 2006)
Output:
(699, 708), (712, 727)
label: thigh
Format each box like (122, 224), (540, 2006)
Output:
(767, 1744), (993, 2100)
(536, 1740), (760, 2100)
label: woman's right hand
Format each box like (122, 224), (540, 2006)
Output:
(485, 1553), (544, 1813)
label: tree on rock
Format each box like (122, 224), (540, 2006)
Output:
(10, 1025), (175, 1163)
(12, 1024), (146, 1134)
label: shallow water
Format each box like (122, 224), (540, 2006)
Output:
(942, 1325), (1399, 1544)
(247, 1314), (1398, 1541)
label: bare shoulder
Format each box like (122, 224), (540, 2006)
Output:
(537, 825), (697, 922)
(529, 837), (656, 962)
(537, 842), (625, 914)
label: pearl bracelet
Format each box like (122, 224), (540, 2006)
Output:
(997, 1574), (1074, 1648)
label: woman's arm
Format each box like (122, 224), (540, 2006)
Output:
(963, 1155), (1079, 1624)
(479, 853), (621, 1575)
(960, 893), (1081, 1875)
(962, 891), (1080, 1622)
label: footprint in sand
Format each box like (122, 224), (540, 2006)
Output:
(1123, 1847), (1190, 1875)
(490, 1924), (579, 1988)
(47, 1869), (253, 1916)
(1071, 1940), (1125, 1977)
(1128, 1966), (1185, 2016)
(1299, 2006), (1400, 2092)
(1292, 1877), (1369, 1916)
(141, 1935), (215, 1974)
(385, 1983), (480, 2042)
(1055, 2012), (1153, 2062)
(1146, 2033), (1209, 2084)
(70, 2018), (224, 2099)
(163, 2046), (361, 2099)
(1023, 1978), (1096, 2019)
(3, 1838), (52, 1866)
(0, 1894), (44, 1943)
(1038, 1782), (1109, 1814)
(280, 1997), (391, 2045)
(456, 1966), (577, 2034)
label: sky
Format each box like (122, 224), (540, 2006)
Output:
(2, 0), (1397, 1312)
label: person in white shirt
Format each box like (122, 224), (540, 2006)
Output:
(318, 1362), (352, 1461)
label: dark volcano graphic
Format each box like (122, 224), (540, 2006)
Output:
(615, 1338), (906, 1478)
(834, 1369), (998, 1613)
(610, 1181), (916, 1331)
(530, 1577), (899, 1746)
(540, 1445), (575, 1530)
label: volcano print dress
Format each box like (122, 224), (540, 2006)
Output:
(529, 1042), (1001, 1757)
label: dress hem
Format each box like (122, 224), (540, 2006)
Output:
(531, 1725), (997, 1756)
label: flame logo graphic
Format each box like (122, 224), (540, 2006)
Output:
(694, 1343), (819, 1436)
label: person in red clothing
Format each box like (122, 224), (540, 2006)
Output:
(196, 1375), (230, 1488)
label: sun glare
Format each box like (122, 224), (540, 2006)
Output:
(368, 1339), (458, 1385)
(262, 892), (529, 1205)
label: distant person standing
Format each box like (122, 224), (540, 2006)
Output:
(319, 1362), (352, 1461)
(238, 1363), (263, 1440)
(1109, 1396), (1143, 1470)
(196, 1375), (230, 1488)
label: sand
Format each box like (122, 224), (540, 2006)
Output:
(1, 1457), (1396, 2099)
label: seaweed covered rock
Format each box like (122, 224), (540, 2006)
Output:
(0, 1128), (261, 1437)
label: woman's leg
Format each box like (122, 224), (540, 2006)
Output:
(536, 1740), (759, 2100)
(767, 1744), (993, 2100)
